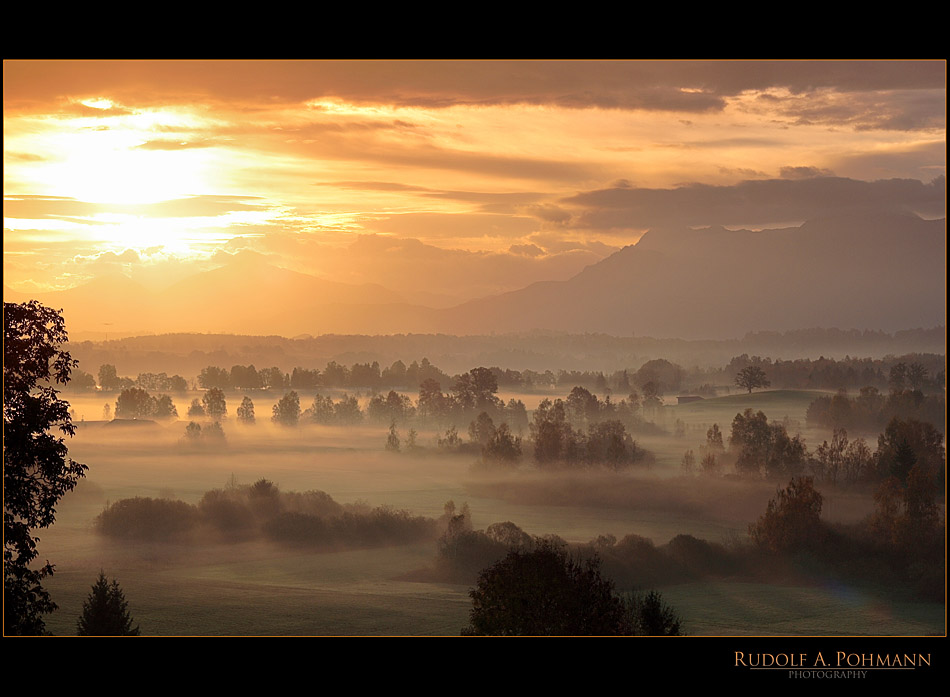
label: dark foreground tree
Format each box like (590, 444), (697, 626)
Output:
(626, 590), (683, 636)
(4, 301), (88, 635)
(462, 541), (634, 635)
(76, 571), (140, 636)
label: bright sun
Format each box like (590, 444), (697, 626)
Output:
(8, 103), (218, 206)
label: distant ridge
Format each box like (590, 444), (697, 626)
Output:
(435, 211), (946, 339)
(4, 212), (944, 340)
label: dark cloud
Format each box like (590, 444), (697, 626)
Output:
(524, 203), (572, 225)
(780, 166), (836, 179)
(6, 61), (942, 122)
(559, 175), (946, 230)
(765, 88), (946, 132)
(833, 140), (946, 182)
(717, 166), (770, 179)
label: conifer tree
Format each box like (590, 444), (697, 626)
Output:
(76, 571), (140, 636)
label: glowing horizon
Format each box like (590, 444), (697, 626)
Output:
(3, 60), (945, 302)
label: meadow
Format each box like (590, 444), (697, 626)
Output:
(38, 389), (945, 636)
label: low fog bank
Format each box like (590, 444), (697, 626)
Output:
(463, 470), (877, 530)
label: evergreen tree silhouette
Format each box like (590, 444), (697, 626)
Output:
(76, 571), (140, 636)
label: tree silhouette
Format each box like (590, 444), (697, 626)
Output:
(463, 540), (634, 635)
(735, 366), (770, 394)
(272, 391), (301, 426)
(114, 386), (153, 418)
(237, 396), (256, 424)
(749, 477), (824, 552)
(202, 387), (227, 421)
(76, 571), (140, 636)
(4, 301), (88, 634)
(625, 590), (683, 635)
(386, 420), (401, 451)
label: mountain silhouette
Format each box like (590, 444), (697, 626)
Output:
(434, 211), (946, 339)
(4, 211), (944, 339)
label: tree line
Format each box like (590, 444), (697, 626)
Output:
(682, 408), (944, 497)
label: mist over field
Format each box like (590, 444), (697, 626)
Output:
(22, 370), (943, 637)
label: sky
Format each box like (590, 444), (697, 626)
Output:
(3, 60), (946, 306)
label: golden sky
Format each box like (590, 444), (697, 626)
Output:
(3, 60), (945, 305)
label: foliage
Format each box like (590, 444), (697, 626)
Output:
(368, 390), (415, 423)
(303, 394), (335, 423)
(483, 423), (522, 464)
(237, 396), (255, 424)
(735, 365), (771, 394)
(531, 398), (584, 467)
(462, 540), (636, 635)
(875, 417), (945, 485)
(871, 465), (943, 550)
(114, 387), (178, 420)
(386, 421), (401, 452)
(749, 477), (825, 553)
(4, 300), (88, 635)
(437, 425), (468, 452)
(76, 571), (140, 636)
(98, 363), (121, 390)
(333, 394), (362, 424)
(272, 391), (301, 426)
(96, 482), (436, 551)
(96, 497), (199, 540)
(811, 428), (874, 485)
(624, 590), (683, 636)
(187, 398), (205, 417)
(806, 387), (944, 435)
(730, 409), (807, 478)
(202, 387), (227, 421)
(113, 387), (148, 418)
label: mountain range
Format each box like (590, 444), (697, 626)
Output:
(4, 211), (945, 340)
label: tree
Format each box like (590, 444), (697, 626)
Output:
(97, 363), (120, 390)
(4, 301), (88, 634)
(417, 378), (446, 423)
(202, 387), (227, 421)
(198, 365), (230, 389)
(272, 391), (301, 426)
(749, 477), (825, 553)
(462, 540), (635, 635)
(114, 386), (154, 419)
(76, 571), (140, 636)
(303, 394), (335, 424)
(735, 366), (770, 394)
(386, 421), (401, 452)
(483, 423), (522, 464)
(187, 398), (205, 418)
(237, 396), (256, 424)
(625, 590), (683, 636)
(906, 362), (929, 391)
